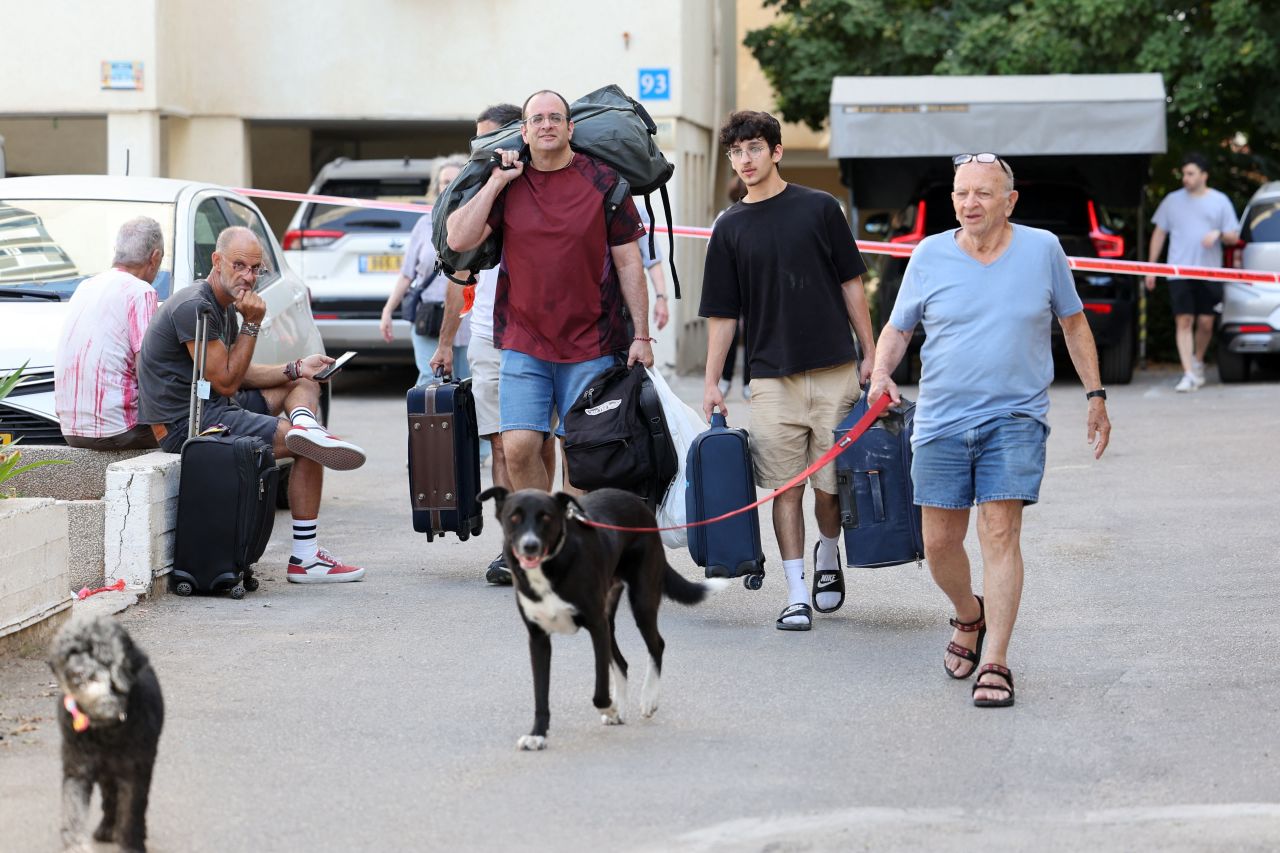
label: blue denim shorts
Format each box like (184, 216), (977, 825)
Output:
(499, 350), (616, 437)
(911, 413), (1048, 509)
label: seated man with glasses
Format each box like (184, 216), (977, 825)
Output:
(869, 152), (1111, 707)
(437, 89), (650, 494)
(139, 225), (370, 585)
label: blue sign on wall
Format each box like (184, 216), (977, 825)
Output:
(638, 68), (671, 101)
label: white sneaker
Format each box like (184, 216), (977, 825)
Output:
(717, 378), (731, 395)
(1191, 360), (1207, 387)
(1174, 373), (1197, 393)
(285, 425), (367, 470)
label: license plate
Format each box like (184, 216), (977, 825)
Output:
(0, 433), (11, 446)
(359, 254), (403, 274)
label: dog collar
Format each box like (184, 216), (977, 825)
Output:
(63, 695), (90, 733)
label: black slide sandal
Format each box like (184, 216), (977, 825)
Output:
(811, 541), (846, 614)
(776, 602), (812, 631)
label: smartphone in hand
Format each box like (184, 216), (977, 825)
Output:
(314, 351), (356, 381)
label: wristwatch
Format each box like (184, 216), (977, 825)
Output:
(1085, 389), (1107, 401)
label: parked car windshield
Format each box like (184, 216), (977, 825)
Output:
(301, 178), (430, 232)
(1242, 199), (1280, 243)
(0, 199), (176, 299)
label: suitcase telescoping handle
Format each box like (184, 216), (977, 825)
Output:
(710, 407), (727, 429)
(187, 305), (215, 441)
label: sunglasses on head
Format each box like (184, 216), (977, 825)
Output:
(953, 153), (1008, 170)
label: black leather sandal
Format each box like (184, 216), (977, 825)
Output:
(945, 594), (985, 680)
(972, 663), (1015, 708)
(776, 602), (812, 631)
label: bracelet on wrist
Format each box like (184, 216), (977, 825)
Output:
(634, 336), (656, 343)
(240, 322), (261, 338)
(654, 294), (667, 301)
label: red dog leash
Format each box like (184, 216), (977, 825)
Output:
(569, 395), (892, 534)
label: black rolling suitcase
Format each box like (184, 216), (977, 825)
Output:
(171, 308), (278, 599)
(833, 393), (924, 568)
(684, 409), (766, 589)
(407, 373), (483, 542)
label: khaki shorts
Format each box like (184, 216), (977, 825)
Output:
(748, 361), (861, 493)
(469, 332), (501, 437)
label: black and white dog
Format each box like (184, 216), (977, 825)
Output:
(49, 614), (164, 853)
(479, 487), (725, 751)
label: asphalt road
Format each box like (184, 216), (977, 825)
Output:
(2, 363), (1278, 852)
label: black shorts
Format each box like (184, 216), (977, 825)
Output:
(159, 389), (279, 453)
(1168, 279), (1223, 317)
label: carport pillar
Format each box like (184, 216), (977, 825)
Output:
(107, 111), (161, 177)
(165, 116), (250, 187)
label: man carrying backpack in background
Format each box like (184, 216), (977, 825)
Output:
(700, 110), (876, 632)
(436, 89), (652, 492)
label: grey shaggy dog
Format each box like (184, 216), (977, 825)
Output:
(49, 614), (164, 853)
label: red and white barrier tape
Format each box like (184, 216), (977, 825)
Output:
(238, 187), (1280, 286)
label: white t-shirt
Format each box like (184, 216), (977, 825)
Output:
(1152, 187), (1241, 277)
(54, 268), (158, 438)
(469, 265), (499, 342)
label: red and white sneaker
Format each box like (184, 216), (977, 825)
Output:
(286, 549), (366, 584)
(284, 425), (367, 471)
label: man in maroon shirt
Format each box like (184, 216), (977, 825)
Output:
(441, 90), (652, 491)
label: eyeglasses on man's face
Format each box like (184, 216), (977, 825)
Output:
(524, 113), (567, 128)
(953, 153), (1012, 176)
(230, 260), (268, 277)
(726, 143), (770, 162)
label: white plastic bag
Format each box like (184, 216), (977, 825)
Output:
(647, 367), (708, 549)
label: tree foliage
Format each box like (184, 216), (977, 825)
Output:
(745, 0), (1280, 202)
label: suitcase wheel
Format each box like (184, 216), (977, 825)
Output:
(229, 584), (246, 600)
(244, 576), (260, 592)
(744, 574), (764, 591)
(458, 530), (470, 543)
(174, 580), (194, 597)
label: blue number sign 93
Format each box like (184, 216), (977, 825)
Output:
(638, 68), (670, 101)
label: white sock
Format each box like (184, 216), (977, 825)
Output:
(291, 517), (318, 564)
(289, 407), (321, 430)
(815, 533), (840, 571)
(781, 558), (808, 625)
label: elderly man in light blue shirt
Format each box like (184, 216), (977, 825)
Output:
(870, 153), (1111, 709)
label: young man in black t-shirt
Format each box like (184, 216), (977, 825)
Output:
(700, 110), (875, 632)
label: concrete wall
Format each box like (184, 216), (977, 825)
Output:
(0, 499), (71, 642)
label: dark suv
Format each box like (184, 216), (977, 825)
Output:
(869, 180), (1136, 385)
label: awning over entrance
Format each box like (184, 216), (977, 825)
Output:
(828, 74), (1167, 208)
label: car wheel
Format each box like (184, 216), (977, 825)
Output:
(1099, 321), (1135, 386)
(1217, 347), (1250, 383)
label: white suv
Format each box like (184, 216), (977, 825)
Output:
(282, 158), (439, 364)
(1220, 181), (1280, 382)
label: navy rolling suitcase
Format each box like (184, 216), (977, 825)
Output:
(407, 374), (483, 542)
(172, 308), (277, 599)
(833, 394), (924, 568)
(685, 410), (766, 589)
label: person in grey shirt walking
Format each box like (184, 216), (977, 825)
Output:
(1145, 152), (1241, 392)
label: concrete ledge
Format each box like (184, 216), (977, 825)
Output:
(13, 446), (152, 500)
(59, 499), (106, 592)
(0, 498), (71, 645)
(103, 452), (181, 595)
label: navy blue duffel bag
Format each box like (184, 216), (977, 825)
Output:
(833, 393), (925, 568)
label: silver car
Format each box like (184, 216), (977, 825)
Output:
(0, 175), (326, 445)
(281, 158), (439, 364)
(1220, 181), (1280, 382)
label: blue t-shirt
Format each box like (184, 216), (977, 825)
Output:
(888, 224), (1083, 445)
(1151, 187), (1240, 277)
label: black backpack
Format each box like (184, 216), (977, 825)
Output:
(564, 363), (677, 509)
(431, 84), (680, 298)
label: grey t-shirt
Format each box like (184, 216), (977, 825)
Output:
(138, 280), (239, 426)
(1152, 187), (1240, 277)
(889, 224), (1083, 446)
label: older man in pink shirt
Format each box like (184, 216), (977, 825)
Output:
(54, 217), (163, 449)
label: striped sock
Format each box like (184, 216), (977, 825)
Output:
(291, 517), (318, 565)
(289, 407), (321, 431)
